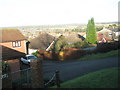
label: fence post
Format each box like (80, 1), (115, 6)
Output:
(30, 58), (44, 88)
(55, 70), (60, 88)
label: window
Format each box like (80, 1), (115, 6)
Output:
(28, 56), (36, 59)
(108, 33), (112, 36)
(12, 41), (21, 47)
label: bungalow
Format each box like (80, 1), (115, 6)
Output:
(97, 27), (114, 42)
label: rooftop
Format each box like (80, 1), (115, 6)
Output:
(0, 29), (26, 42)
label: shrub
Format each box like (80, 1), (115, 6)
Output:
(62, 48), (89, 60)
(52, 35), (68, 52)
(94, 41), (120, 53)
(0, 61), (10, 73)
(64, 41), (90, 49)
(32, 51), (39, 56)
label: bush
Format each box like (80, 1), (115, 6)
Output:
(0, 61), (10, 73)
(52, 35), (68, 52)
(32, 51), (39, 56)
(64, 41), (91, 49)
(62, 48), (90, 60)
(94, 41), (120, 53)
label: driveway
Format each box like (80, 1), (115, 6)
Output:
(43, 56), (119, 81)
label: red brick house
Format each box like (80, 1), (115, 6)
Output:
(0, 29), (27, 54)
(0, 29), (27, 77)
(97, 33), (107, 43)
(97, 28), (114, 43)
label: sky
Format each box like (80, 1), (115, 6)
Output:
(0, 0), (119, 27)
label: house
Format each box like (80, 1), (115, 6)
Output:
(97, 27), (114, 42)
(113, 31), (120, 41)
(64, 32), (85, 44)
(97, 33), (107, 43)
(81, 28), (115, 43)
(29, 32), (55, 50)
(0, 29), (27, 54)
(0, 29), (27, 80)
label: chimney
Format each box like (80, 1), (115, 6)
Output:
(26, 41), (30, 54)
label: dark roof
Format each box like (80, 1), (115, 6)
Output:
(0, 46), (26, 60)
(29, 32), (55, 49)
(77, 34), (85, 41)
(65, 33), (84, 43)
(0, 29), (26, 42)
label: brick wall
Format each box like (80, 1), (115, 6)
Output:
(0, 40), (26, 54)
(6, 59), (21, 80)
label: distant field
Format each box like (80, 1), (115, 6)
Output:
(78, 49), (120, 61)
(52, 67), (119, 88)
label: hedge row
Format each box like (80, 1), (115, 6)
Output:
(94, 41), (120, 53)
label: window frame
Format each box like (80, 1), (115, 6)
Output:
(12, 41), (21, 48)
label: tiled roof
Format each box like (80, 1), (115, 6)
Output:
(0, 29), (26, 42)
(29, 32), (55, 49)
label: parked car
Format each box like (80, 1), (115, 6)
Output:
(21, 55), (37, 64)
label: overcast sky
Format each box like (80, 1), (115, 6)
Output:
(0, 0), (119, 27)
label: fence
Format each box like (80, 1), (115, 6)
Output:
(1, 67), (31, 88)
(1, 68), (61, 88)
(11, 67), (31, 88)
(44, 70), (60, 88)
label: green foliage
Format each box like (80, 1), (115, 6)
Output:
(73, 41), (90, 48)
(78, 49), (120, 61)
(52, 67), (118, 88)
(0, 61), (9, 73)
(96, 26), (103, 31)
(65, 29), (69, 32)
(112, 24), (117, 27)
(64, 41), (90, 49)
(108, 24), (117, 29)
(72, 29), (81, 32)
(71, 28), (86, 32)
(86, 18), (97, 44)
(53, 35), (68, 52)
(32, 51), (39, 56)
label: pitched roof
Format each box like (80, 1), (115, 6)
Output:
(65, 33), (84, 43)
(0, 29), (26, 42)
(29, 32), (55, 49)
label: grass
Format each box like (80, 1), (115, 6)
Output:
(52, 67), (119, 88)
(78, 49), (120, 61)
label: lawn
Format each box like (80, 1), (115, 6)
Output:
(78, 49), (120, 61)
(52, 67), (119, 88)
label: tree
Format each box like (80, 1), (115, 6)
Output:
(86, 18), (97, 44)
(52, 35), (67, 52)
(108, 25), (113, 29)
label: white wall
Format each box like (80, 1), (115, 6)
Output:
(29, 49), (37, 54)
